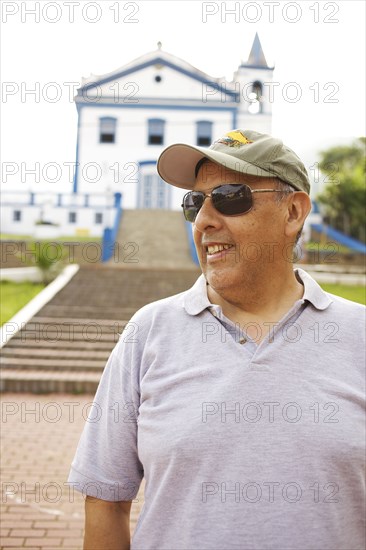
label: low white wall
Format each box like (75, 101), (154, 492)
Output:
(0, 267), (43, 282)
(0, 203), (115, 237)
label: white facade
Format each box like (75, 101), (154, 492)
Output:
(76, 107), (240, 209)
(1, 36), (273, 236)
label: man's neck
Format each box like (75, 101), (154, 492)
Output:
(207, 269), (304, 343)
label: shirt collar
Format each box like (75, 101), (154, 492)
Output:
(295, 268), (333, 310)
(183, 268), (332, 316)
(183, 274), (211, 315)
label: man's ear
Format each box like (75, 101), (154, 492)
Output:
(284, 192), (312, 239)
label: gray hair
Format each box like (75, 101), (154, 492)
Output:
(274, 180), (303, 245)
(274, 180), (296, 203)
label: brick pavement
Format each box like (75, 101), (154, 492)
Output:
(0, 394), (144, 550)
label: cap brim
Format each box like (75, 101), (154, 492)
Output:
(157, 143), (274, 190)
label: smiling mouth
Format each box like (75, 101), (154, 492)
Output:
(206, 244), (234, 255)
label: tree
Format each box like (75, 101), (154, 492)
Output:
(316, 137), (366, 243)
(17, 241), (66, 284)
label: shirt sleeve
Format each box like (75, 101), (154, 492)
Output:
(67, 328), (144, 501)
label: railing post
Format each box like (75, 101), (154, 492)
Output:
(101, 194), (123, 262)
(185, 221), (199, 265)
(102, 227), (113, 262)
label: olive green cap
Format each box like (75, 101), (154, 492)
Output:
(157, 129), (310, 194)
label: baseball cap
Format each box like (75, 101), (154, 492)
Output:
(157, 129), (310, 194)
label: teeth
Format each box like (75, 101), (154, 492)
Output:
(207, 244), (232, 255)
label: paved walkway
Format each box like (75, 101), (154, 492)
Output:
(0, 394), (144, 549)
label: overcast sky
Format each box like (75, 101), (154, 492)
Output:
(1, 0), (365, 195)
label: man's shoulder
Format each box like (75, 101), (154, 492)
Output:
(326, 291), (365, 316)
(320, 291), (366, 340)
(297, 268), (365, 320)
(112, 288), (194, 355)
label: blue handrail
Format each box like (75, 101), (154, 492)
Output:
(185, 221), (199, 265)
(102, 193), (123, 262)
(311, 223), (366, 254)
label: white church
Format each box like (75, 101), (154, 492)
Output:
(2, 34), (275, 237)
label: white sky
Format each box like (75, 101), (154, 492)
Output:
(1, 0), (365, 195)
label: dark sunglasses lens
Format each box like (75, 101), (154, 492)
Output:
(183, 192), (204, 222)
(212, 184), (252, 215)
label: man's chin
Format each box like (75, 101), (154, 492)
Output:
(204, 265), (237, 290)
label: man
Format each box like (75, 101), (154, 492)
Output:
(68, 130), (365, 550)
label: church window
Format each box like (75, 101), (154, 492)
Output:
(99, 117), (117, 143)
(148, 119), (165, 145)
(248, 81), (263, 114)
(196, 121), (213, 146)
(69, 211), (77, 223)
(13, 210), (22, 222)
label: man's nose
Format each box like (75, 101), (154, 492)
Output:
(193, 195), (223, 232)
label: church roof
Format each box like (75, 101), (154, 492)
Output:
(79, 45), (238, 97)
(77, 38), (273, 105)
(241, 33), (273, 70)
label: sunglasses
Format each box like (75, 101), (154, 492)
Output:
(181, 183), (291, 222)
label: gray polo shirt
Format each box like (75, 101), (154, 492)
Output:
(68, 269), (365, 550)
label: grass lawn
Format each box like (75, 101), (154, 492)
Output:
(306, 241), (351, 254)
(320, 284), (365, 305)
(0, 234), (101, 242)
(0, 281), (45, 325)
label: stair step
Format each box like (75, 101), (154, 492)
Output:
(0, 369), (100, 394)
(9, 333), (119, 344)
(1, 347), (110, 360)
(0, 357), (106, 371)
(38, 305), (137, 319)
(5, 339), (116, 350)
(18, 318), (129, 340)
(27, 316), (131, 327)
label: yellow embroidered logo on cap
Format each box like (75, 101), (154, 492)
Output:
(214, 130), (253, 148)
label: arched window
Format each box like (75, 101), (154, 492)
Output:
(148, 119), (165, 145)
(248, 81), (263, 114)
(99, 117), (117, 143)
(196, 121), (213, 146)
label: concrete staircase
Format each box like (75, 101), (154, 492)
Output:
(0, 266), (200, 393)
(1, 210), (200, 393)
(110, 209), (195, 268)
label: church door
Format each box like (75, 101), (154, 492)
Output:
(138, 171), (171, 209)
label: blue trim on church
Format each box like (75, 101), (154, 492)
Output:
(76, 102), (238, 128)
(76, 102), (238, 113)
(73, 109), (82, 193)
(138, 160), (157, 166)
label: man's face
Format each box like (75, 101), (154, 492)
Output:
(192, 161), (290, 295)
